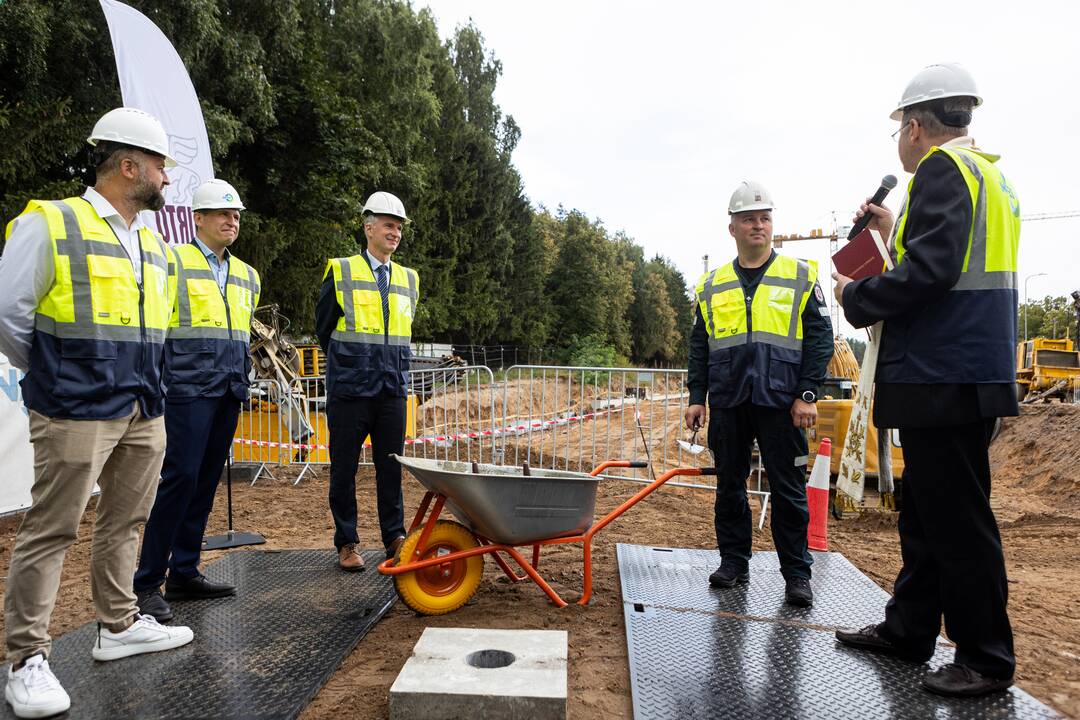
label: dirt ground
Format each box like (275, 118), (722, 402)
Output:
(0, 404), (1076, 719)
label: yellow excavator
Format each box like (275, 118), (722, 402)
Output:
(807, 335), (905, 479)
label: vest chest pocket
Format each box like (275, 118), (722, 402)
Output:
(54, 339), (118, 398)
(86, 256), (138, 324)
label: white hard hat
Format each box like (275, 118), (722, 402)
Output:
(192, 179), (245, 211)
(87, 107), (176, 167)
(728, 181), (774, 214)
(362, 191), (408, 221)
(890, 62), (982, 121)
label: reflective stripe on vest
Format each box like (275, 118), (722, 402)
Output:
(894, 146), (1020, 290)
(324, 255), (418, 345)
(170, 243), (261, 342)
(11, 198), (174, 344)
(695, 255), (816, 353)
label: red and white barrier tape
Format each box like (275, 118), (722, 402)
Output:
(232, 406), (626, 452)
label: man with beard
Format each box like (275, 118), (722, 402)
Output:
(134, 179), (260, 621)
(0, 108), (193, 719)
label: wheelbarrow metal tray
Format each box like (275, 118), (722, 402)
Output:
(394, 456), (599, 545)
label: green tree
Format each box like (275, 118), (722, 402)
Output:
(1018, 295), (1077, 343)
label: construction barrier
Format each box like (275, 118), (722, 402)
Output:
(497, 365), (696, 483)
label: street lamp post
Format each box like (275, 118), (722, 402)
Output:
(1023, 272), (1048, 342)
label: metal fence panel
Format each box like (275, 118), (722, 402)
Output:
(498, 365), (699, 482)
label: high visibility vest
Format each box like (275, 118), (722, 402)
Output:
(6, 197), (176, 420)
(164, 242), (261, 399)
(322, 254), (419, 398)
(695, 254), (817, 408)
(882, 145), (1020, 384)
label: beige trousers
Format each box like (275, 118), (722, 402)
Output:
(4, 405), (165, 664)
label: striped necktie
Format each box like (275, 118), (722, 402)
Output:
(375, 264), (390, 329)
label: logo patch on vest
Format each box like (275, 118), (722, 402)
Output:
(813, 282), (825, 304)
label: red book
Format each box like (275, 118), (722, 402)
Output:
(831, 228), (893, 280)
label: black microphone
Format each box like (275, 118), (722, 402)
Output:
(848, 175), (898, 239)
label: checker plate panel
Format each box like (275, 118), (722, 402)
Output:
(618, 544), (1059, 720)
(2, 549), (395, 720)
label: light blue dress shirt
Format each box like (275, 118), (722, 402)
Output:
(193, 237), (231, 295)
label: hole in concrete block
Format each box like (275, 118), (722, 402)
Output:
(465, 649), (516, 669)
(633, 603), (645, 613)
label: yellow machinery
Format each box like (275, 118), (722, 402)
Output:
(1016, 337), (1080, 402)
(233, 306), (417, 465)
(234, 395), (417, 465)
(295, 344), (325, 377)
(809, 401), (904, 478)
(808, 335), (905, 478)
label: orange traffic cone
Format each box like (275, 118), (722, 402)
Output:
(806, 437), (831, 552)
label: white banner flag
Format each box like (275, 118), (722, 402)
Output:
(99, 0), (214, 244)
(0, 355), (33, 516)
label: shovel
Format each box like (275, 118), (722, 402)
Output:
(678, 427), (707, 455)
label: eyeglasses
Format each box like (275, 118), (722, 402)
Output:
(891, 121), (910, 142)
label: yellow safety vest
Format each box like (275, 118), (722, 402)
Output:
(694, 254), (817, 408)
(324, 255), (418, 346)
(696, 255), (817, 352)
(322, 254), (419, 399)
(164, 242), (261, 399)
(5, 196), (175, 419)
(170, 242), (260, 342)
(882, 145), (1020, 384)
(895, 146), (1020, 288)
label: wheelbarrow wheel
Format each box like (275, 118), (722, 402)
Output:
(394, 520), (483, 615)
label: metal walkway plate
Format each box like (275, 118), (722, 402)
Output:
(618, 544), (1060, 720)
(1, 549), (395, 720)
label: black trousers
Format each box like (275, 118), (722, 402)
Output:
(135, 394), (240, 590)
(882, 420), (1015, 679)
(327, 395), (407, 549)
(708, 403), (811, 580)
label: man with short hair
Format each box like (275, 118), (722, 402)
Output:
(316, 191), (419, 570)
(833, 63), (1019, 697)
(133, 179), (261, 623)
(0, 107), (194, 719)
(686, 181), (833, 608)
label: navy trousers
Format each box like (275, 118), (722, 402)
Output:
(708, 402), (812, 580)
(134, 394), (240, 590)
(881, 420), (1015, 679)
(327, 395), (406, 549)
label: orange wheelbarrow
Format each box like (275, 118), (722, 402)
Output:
(378, 455), (715, 615)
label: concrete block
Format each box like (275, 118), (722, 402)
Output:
(389, 627), (567, 720)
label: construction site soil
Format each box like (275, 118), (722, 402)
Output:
(0, 403), (1076, 718)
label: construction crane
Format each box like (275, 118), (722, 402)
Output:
(773, 220), (847, 334)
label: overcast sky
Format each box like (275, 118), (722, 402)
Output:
(424, 0), (1080, 337)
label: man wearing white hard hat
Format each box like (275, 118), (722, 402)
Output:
(686, 181), (833, 608)
(315, 191), (418, 570)
(0, 108), (193, 718)
(833, 63), (1019, 697)
(132, 179), (261, 623)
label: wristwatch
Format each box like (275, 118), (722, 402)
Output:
(800, 390), (817, 403)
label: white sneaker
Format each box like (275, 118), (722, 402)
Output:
(5, 654), (71, 719)
(92, 614), (194, 662)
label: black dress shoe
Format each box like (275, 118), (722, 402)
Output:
(136, 589), (173, 623)
(922, 663), (1013, 697)
(835, 623), (929, 662)
(165, 574), (236, 600)
(708, 565), (749, 588)
(784, 577), (813, 608)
